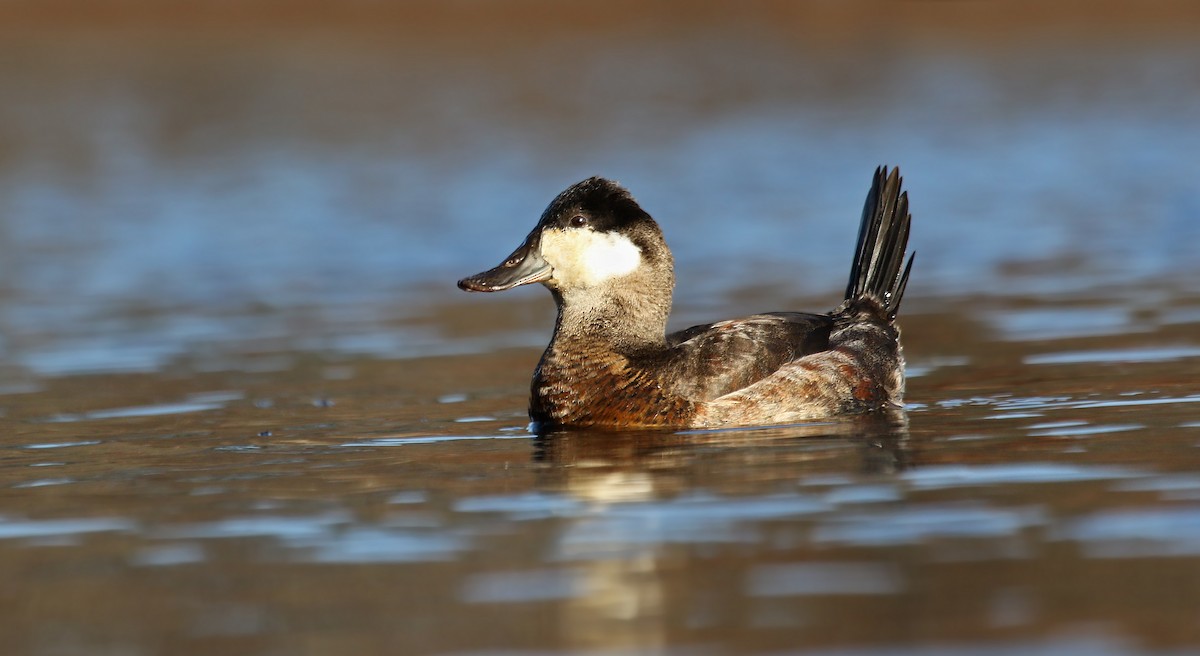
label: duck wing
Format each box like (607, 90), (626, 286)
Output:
(659, 312), (834, 401)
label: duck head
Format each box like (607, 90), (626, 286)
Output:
(459, 177), (672, 294)
(458, 177), (675, 345)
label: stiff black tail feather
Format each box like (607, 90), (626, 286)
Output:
(844, 166), (915, 321)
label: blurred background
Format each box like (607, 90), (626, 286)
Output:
(1, 0), (1198, 375)
(4, 4), (1200, 654)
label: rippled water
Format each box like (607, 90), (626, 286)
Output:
(3, 5), (1200, 655)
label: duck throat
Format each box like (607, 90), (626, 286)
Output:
(532, 286), (692, 428)
(532, 265), (684, 428)
(548, 277), (673, 352)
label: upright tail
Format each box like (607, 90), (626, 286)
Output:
(844, 166), (915, 321)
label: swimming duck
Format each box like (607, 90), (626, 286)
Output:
(458, 167), (915, 429)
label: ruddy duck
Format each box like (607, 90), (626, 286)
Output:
(459, 167), (915, 429)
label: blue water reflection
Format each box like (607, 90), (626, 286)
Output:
(2, 35), (1199, 374)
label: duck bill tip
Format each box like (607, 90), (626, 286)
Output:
(458, 230), (552, 293)
(457, 275), (510, 293)
(457, 263), (552, 293)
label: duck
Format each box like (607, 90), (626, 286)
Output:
(458, 166), (915, 430)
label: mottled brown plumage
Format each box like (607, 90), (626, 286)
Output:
(459, 167), (915, 429)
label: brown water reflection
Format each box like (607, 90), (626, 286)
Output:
(4, 2), (1200, 654)
(4, 295), (1200, 653)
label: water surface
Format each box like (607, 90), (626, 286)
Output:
(2, 4), (1200, 654)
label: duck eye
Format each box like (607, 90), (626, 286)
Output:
(570, 215), (588, 228)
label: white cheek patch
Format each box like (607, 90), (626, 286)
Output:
(540, 228), (642, 287)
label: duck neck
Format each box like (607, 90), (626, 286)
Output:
(548, 276), (673, 354)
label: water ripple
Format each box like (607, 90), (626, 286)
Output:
(812, 503), (1046, 547)
(461, 569), (585, 603)
(46, 401), (227, 423)
(151, 512), (467, 563)
(747, 562), (904, 597)
(900, 463), (1140, 489)
(342, 433), (528, 447)
(0, 516), (137, 540)
(1054, 507), (1200, 558)
(1025, 345), (1200, 365)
